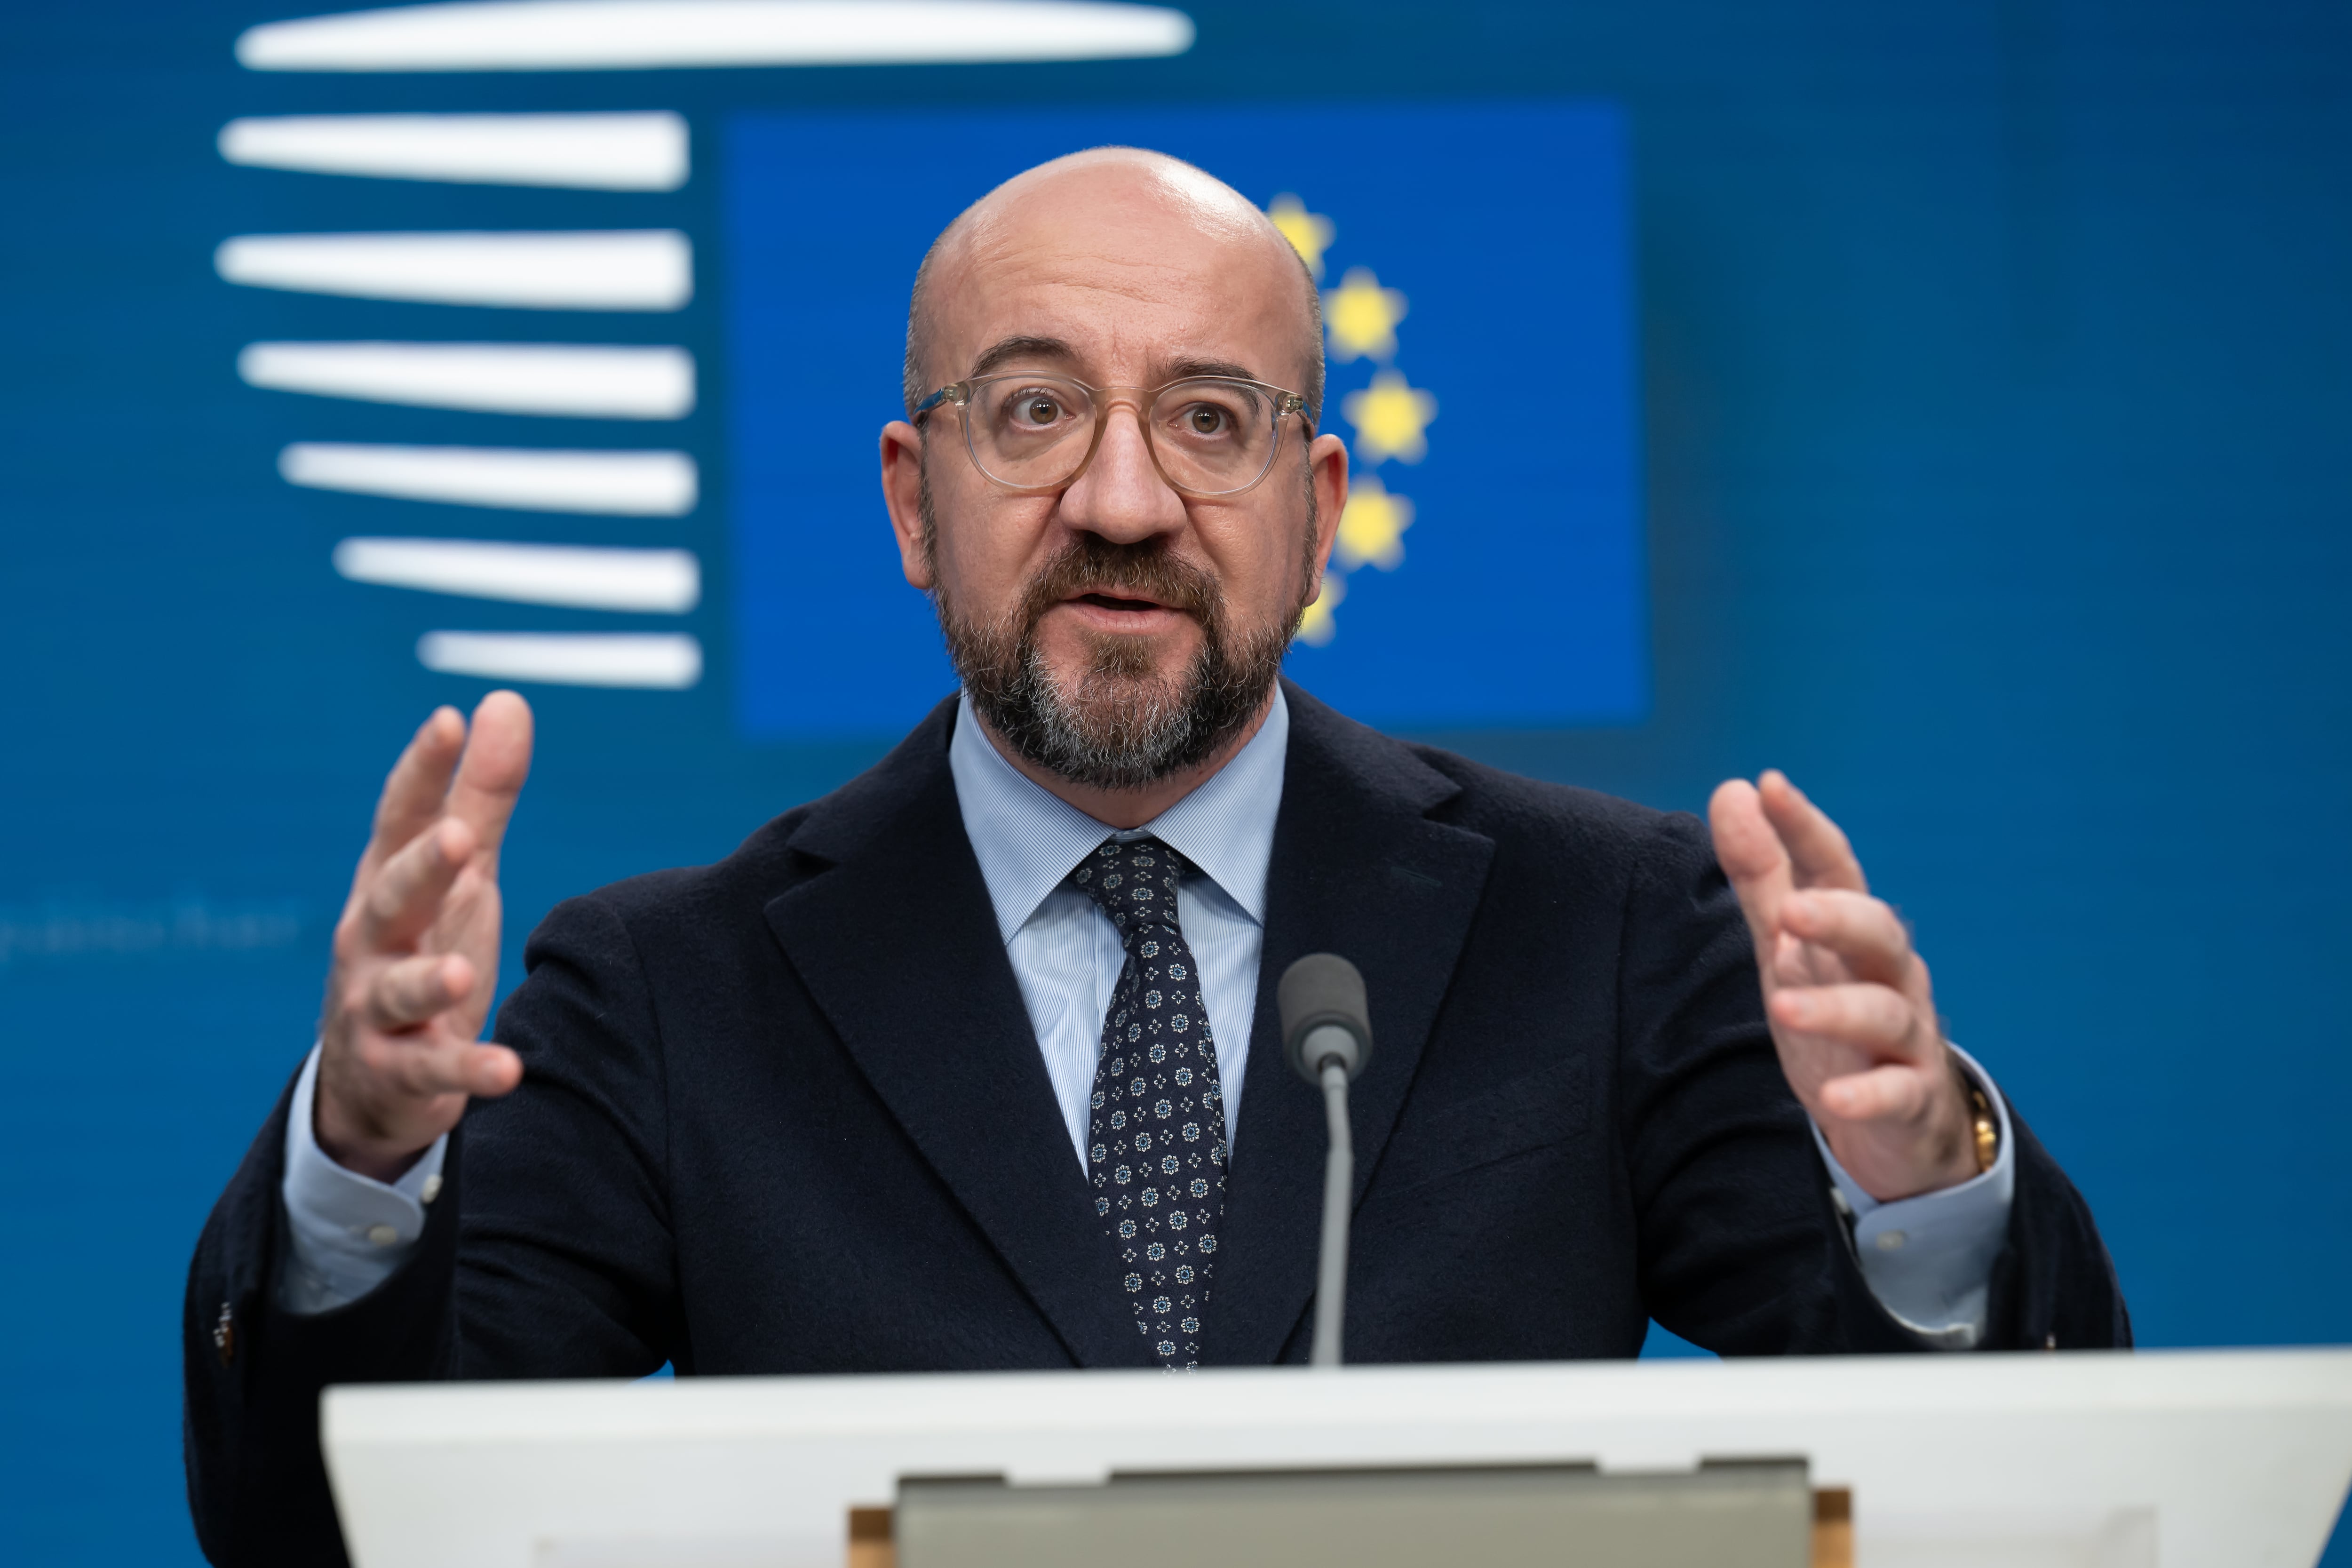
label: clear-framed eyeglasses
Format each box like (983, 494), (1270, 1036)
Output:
(911, 373), (1311, 499)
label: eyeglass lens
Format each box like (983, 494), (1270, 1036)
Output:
(966, 376), (1285, 495)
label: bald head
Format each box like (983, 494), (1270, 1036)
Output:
(902, 147), (1325, 425)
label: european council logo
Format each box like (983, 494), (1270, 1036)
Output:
(729, 100), (1644, 737)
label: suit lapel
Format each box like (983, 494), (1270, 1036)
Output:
(1202, 683), (1497, 1365)
(762, 703), (1153, 1369)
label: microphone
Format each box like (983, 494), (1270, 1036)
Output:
(1278, 953), (1373, 1368)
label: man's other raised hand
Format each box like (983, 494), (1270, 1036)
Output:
(1709, 771), (1980, 1202)
(315, 692), (533, 1182)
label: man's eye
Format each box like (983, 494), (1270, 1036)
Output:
(1017, 396), (1062, 425)
(1186, 406), (1228, 435)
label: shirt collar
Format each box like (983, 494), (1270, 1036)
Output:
(948, 685), (1289, 944)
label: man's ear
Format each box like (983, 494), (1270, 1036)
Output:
(879, 420), (933, 590)
(1306, 431), (1349, 576)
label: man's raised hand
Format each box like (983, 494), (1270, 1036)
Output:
(1708, 771), (1979, 1202)
(315, 692), (534, 1182)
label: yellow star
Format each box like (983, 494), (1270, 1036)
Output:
(1336, 474), (1414, 571)
(1342, 367), (1438, 465)
(1265, 193), (1335, 280)
(1295, 570), (1344, 646)
(1323, 266), (1407, 363)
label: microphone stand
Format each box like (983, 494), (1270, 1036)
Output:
(1311, 1055), (1355, 1369)
(1278, 954), (1374, 1370)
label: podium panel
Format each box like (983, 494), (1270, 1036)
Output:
(896, 1462), (1812, 1568)
(322, 1349), (2352, 1568)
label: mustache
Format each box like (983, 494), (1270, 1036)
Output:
(1017, 535), (1223, 635)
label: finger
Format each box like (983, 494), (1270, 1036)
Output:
(1781, 889), (1912, 987)
(357, 1031), (524, 1099)
(1769, 981), (1930, 1060)
(362, 952), (477, 1032)
(469, 1042), (524, 1098)
(1708, 778), (1794, 950)
(353, 816), (477, 953)
(1770, 926), (1851, 989)
(1758, 771), (1867, 893)
(1816, 1063), (1934, 1123)
(359, 708), (468, 879)
(444, 691), (534, 865)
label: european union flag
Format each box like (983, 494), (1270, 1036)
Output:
(727, 99), (1643, 739)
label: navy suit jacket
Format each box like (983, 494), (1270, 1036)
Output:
(183, 684), (2128, 1566)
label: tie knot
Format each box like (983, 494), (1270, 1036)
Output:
(1069, 835), (1190, 943)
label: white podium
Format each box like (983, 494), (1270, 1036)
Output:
(322, 1348), (2352, 1568)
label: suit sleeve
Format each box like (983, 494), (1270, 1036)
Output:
(182, 894), (679, 1568)
(1613, 811), (2130, 1355)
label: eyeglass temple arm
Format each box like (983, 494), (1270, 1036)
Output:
(910, 383), (966, 419)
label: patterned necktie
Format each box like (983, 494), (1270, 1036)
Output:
(1071, 835), (1228, 1369)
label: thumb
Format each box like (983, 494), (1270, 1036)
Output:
(1709, 777), (1793, 954)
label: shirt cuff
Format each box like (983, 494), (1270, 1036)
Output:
(1809, 1043), (2015, 1350)
(277, 1044), (448, 1315)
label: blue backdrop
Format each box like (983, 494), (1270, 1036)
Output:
(4, 2), (2350, 1563)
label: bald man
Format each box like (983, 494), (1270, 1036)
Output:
(183, 150), (2126, 1568)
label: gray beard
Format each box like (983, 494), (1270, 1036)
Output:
(924, 486), (1306, 791)
(946, 610), (1290, 792)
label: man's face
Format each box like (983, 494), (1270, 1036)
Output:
(882, 157), (1348, 790)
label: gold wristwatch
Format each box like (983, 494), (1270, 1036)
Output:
(1966, 1077), (1999, 1173)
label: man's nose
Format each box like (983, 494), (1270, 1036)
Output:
(1057, 399), (1188, 542)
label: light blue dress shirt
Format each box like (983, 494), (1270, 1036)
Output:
(946, 688), (1287, 1160)
(282, 685), (2015, 1344)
